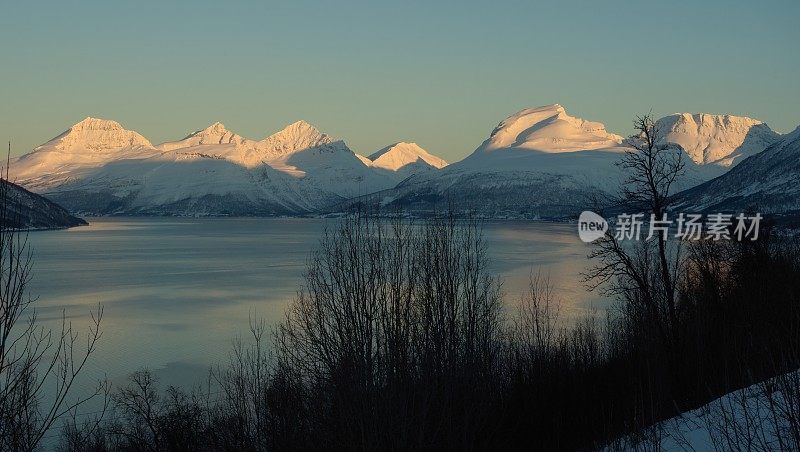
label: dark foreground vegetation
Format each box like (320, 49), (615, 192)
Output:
(0, 165), (104, 452)
(45, 212), (799, 451)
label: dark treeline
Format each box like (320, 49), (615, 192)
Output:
(55, 212), (800, 451)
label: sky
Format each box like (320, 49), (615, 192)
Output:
(1, 0), (798, 162)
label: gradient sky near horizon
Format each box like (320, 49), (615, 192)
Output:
(1, 0), (798, 162)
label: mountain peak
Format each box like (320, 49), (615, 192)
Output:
(656, 112), (780, 166)
(259, 120), (333, 154)
(273, 120), (323, 139)
(48, 117), (153, 151)
(13, 117), (158, 187)
(368, 141), (413, 160)
(673, 121), (800, 213)
(69, 116), (127, 132)
(205, 121), (226, 131)
(368, 142), (447, 171)
(184, 122), (243, 144)
(190, 121), (229, 136)
(477, 104), (623, 154)
(287, 119), (315, 129)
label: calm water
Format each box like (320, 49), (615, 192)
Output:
(27, 217), (609, 391)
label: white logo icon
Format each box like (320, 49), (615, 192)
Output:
(578, 211), (608, 243)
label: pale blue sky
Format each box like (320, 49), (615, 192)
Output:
(1, 0), (798, 162)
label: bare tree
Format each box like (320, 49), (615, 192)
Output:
(586, 113), (686, 345)
(274, 210), (503, 448)
(0, 143), (106, 451)
(510, 271), (561, 373)
(210, 316), (279, 450)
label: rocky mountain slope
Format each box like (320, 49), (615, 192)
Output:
(656, 113), (780, 167)
(673, 126), (800, 214)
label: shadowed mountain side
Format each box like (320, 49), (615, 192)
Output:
(334, 170), (603, 219)
(43, 156), (341, 216)
(367, 158), (440, 184)
(672, 126), (800, 215)
(283, 140), (396, 198)
(708, 123), (780, 166)
(1, 179), (87, 228)
(332, 148), (720, 219)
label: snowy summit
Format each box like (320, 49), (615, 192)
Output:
(12, 117), (160, 190)
(472, 104), (624, 155)
(368, 142), (447, 172)
(158, 122), (245, 151)
(657, 113), (780, 167)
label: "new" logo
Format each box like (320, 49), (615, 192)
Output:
(578, 211), (608, 243)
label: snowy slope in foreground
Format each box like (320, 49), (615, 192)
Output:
(615, 369), (800, 451)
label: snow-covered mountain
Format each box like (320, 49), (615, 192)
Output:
(469, 104), (624, 157)
(333, 105), (750, 218)
(157, 122), (246, 152)
(364, 142), (447, 181)
(0, 179), (86, 229)
(12, 117), (161, 191)
(657, 113), (780, 167)
(13, 106), (790, 219)
(13, 118), (398, 215)
(336, 105), (672, 218)
(157, 120), (390, 198)
(369, 142), (447, 171)
(673, 126), (800, 214)
(256, 122), (391, 199)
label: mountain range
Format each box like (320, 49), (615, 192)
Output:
(9, 104), (791, 219)
(12, 118), (445, 216)
(336, 105), (783, 218)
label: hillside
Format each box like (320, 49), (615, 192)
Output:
(1, 179), (86, 229)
